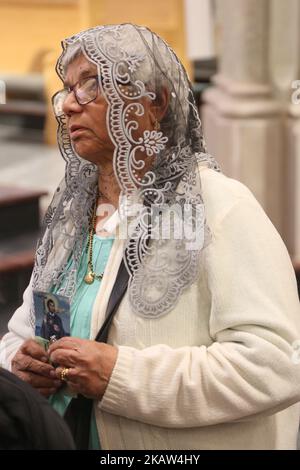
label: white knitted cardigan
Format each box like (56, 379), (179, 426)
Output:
(2, 168), (300, 449)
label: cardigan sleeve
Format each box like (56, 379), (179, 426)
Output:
(99, 195), (300, 427)
(0, 280), (34, 371)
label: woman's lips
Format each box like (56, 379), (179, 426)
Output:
(69, 126), (88, 139)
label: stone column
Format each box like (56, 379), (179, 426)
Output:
(269, 0), (300, 262)
(202, 0), (284, 234)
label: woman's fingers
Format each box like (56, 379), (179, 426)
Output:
(49, 341), (117, 399)
(11, 341), (63, 398)
(54, 368), (91, 398)
(16, 370), (61, 389)
(21, 339), (48, 362)
(12, 351), (55, 377)
(48, 337), (82, 354)
(49, 348), (78, 367)
(55, 366), (79, 384)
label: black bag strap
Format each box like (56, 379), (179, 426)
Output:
(64, 260), (129, 449)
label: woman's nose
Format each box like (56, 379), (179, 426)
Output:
(62, 91), (82, 115)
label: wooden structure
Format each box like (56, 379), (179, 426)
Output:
(0, 186), (46, 334)
(0, 0), (189, 144)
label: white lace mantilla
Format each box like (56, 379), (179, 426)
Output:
(31, 24), (220, 321)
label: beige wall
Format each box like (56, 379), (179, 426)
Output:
(81, 0), (188, 71)
(0, 0), (188, 74)
(0, 0), (189, 143)
(0, 1), (80, 74)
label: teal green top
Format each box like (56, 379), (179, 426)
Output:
(50, 235), (114, 449)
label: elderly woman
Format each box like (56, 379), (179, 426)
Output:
(1, 24), (300, 450)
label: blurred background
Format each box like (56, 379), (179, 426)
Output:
(0, 0), (299, 331)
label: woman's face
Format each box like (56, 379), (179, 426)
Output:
(62, 54), (156, 167)
(63, 54), (114, 165)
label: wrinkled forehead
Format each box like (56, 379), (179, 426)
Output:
(63, 54), (97, 86)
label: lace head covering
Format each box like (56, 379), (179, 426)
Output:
(31, 23), (220, 324)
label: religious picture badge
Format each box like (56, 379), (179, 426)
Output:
(33, 291), (70, 350)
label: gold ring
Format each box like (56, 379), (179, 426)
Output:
(60, 367), (70, 382)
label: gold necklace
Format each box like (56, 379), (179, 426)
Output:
(84, 200), (104, 284)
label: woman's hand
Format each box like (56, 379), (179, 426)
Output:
(48, 337), (118, 400)
(11, 339), (62, 397)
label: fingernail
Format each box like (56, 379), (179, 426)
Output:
(41, 356), (48, 363)
(50, 370), (57, 378)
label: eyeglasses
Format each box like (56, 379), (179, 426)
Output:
(52, 75), (99, 116)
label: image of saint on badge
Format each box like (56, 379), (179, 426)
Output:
(33, 291), (70, 344)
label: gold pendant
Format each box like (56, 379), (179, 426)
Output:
(84, 271), (95, 284)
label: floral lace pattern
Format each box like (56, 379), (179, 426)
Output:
(30, 24), (220, 321)
(142, 130), (168, 157)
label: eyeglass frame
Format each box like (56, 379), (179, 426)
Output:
(52, 74), (141, 117)
(56, 74), (100, 108)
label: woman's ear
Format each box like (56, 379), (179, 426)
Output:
(150, 86), (170, 124)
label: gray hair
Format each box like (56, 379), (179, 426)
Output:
(60, 26), (190, 145)
(60, 42), (83, 73)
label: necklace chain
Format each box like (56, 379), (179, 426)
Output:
(84, 198), (104, 284)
